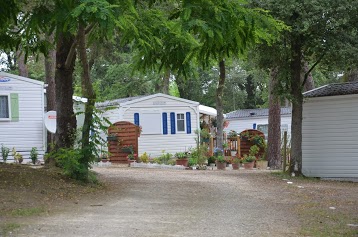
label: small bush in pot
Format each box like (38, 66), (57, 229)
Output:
(30, 147), (38, 164)
(1, 144), (10, 163)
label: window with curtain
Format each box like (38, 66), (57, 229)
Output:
(0, 95), (9, 119)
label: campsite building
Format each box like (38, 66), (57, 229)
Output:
(302, 81), (358, 178)
(96, 93), (216, 158)
(0, 72), (45, 162)
(224, 107), (292, 138)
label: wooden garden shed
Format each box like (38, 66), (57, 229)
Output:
(302, 81), (358, 178)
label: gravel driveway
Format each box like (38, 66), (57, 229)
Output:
(16, 167), (301, 237)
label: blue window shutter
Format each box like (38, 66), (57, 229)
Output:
(170, 112), (176, 134)
(186, 112), (191, 134)
(134, 113), (140, 125)
(253, 123), (256, 129)
(162, 112), (168, 134)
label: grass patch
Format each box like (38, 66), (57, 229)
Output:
(1, 223), (21, 236)
(11, 207), (45, 217)
(298, 207), (358, 237)
(270, 171), (319, 181)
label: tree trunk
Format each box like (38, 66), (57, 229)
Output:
(267, 67), (281, 169)
(162, 69), (170, 94)
(16, 48), (28, 77)
(44, 34), (57, 165)
(345, 69), (358, 82)
(289, 40), (303, 175)
(216, 59), (226, 150)
(78, 23), (96, 174)
(54, 32), (77, 149)
(302, 61), (315, 91)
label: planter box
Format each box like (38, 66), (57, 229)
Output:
(256, 160), (268, 170)
(175, 159), (188, 167)
(107, 136), (118, 141)
(243, 161), (255, 170)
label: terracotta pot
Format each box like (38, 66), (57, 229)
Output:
(216, 161), (226, 170)
(176, 159), (188, 167)
(232, 163), (239, 170)
(243, 161), (255, 170)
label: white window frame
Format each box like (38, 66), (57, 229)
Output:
(176, 113), (186, 133)
(0, 94), (11, 121)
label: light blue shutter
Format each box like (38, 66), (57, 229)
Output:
(186, 112), (191, 134)
(134, 113), (140, 125)
(162, 112), (168, 134)
(170, 112), (176, 134)
(10, 93), (19, 122)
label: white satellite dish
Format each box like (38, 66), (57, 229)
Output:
(44, 111), (57, 134)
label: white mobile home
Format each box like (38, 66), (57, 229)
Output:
(224, 107), (292, 138)
(96, 93), (216, 157)
(302, 82), (358, 178)
(0, 72), (45, 162)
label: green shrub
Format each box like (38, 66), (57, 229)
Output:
(140, 152), (150, 163)
(167, 159), (176, 166)
(157, 151), (172, 165)
(30, 147), (38, 164)
(188, 157), (197, 166)
(1, 144), (10, 163)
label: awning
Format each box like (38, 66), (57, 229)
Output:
(199, 105), (217, 116)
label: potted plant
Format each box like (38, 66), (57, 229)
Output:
(230, 156), (240, 170)
(240, 131), (250, 141)
(1, 144), (10, 163)
(215, 155), (227, 170)
(175, 152), (189, 167)
(228, 130), (238, 139)
(107, 133), (118, 141)
(250, 134), (265, 148)
(121, 145), (134, 153)
(241, 155), (256, 169)
(30, 147), (38, 165)
(127, 153), (137, 165)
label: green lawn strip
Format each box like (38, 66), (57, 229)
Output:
(10, 207), (45, 217)
(0, 223), (21, 236)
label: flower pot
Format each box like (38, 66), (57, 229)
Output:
(243, 161), (255, 170)
(256, 160), (268, 170)
(176, 159), (188, 167)
(232, 163), (239, 170)
(107, 136), (118, 141)
(216, 161), (226, 170)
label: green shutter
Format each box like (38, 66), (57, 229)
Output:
(10, 93), (19, 122)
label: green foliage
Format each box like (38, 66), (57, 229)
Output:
(189, 145), (208, 165)
(30, 147), (38, 165)
(11, 207), (44, 217)
(249, 145), (260, 157)
(1, 144), (10, 163)
(52, 148), (89, 181)
(242, 154), (256, 163)
(215, 155), (226, 164)
(156, 151), (172, 165)
(167, 159), (176, 166)
(12, 148), (23, 164)
(188, 156), (197, 167)
(174, 152), (187, 159)
(207, 156), (216, 164)
(139, 152), (150, 163)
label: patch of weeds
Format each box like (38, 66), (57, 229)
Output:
(298, 207), (358, 237)
(270, 171), (319, 182)
(11, 207), (45, 217)
(1, 223), (21, 236)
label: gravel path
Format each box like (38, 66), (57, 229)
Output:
(16, 167), (300, 237)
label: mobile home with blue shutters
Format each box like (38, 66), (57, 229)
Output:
(0, 72), (45, 162)
(96, 93), (216, 157)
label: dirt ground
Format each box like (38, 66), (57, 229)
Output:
(1, 164), (357, 237)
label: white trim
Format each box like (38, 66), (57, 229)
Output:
(176, 112), (186, 133)
(0, 72), (44, 86)
(121, 93), (200, 106)
(303, 84), (328, 95)
(0, 93), (11, 121)
(304, 94), (358, 103)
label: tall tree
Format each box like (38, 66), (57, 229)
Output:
(254, 0), (358, 175)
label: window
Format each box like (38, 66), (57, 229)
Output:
(140, 112), (162, 135)
(0, 95), (10, 119)
(257, 124), (268, 137)
(177, 113), (185, 132)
